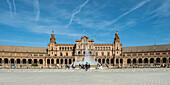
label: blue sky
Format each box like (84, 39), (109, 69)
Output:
(0, 0), (170, 47)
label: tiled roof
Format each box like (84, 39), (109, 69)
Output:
(0, 45), (47, 53)
(122, 44), (170, 52)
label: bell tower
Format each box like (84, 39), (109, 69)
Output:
(114, 30), (122, 57)
(48, 30), (57, 57)
(50, 30), (56, 44)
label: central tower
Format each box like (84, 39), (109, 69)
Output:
(75, 36), (94, 62)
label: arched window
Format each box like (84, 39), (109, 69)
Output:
(127, 59), (131, 64)
(0, 58), (2, 63)
(17, 59), (20, 64)
(116, 59), (119, 64)
(28, 59), (32, 64)
(156, 58), (160, 63)
(150, 58), (154, 63)
(60, 52), (63, 56)
(96, 52), (98, 56)
(111, 58), (113, 64)
(98, 59), (101, 63)
(34, 59), (37, 63)
(47, 59), (50, 64)
(133, 59), (136, 63)
(102, 59), (105, 64)
(120, 59), (123, 64)
(144, 58), (148, 63)
(65, 59), (67, 64)
(69, 59), (71, 64)
(61, 59), (63, 64)
(163, 58), (166, 63)
(51, 59), (54, 64)
(78, 51), (81, 55)
(107, 59), (109, 64)
(56, 59), (59, 64)
(39, 59), (43, 64)
(23, 59), (26, 64)
(4, 58), (8, 64)
(11, 58), (14, 64)
(66, 52), (68, 56)
(138, 58), (142, 63)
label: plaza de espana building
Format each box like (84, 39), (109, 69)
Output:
(0, 30), (170, 68)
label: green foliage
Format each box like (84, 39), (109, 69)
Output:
(32, 63), (38, 66)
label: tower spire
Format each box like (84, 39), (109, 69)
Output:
(50, 30), (56, 44)
(114, 30), (120, 43)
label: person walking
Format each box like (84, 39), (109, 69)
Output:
(85, 62), (88, 71)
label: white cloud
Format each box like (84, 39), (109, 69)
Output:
(65, 0), (89, 28)
(106, 0), (150, 27)
(12, 0), (16, 14)
(6, 0), (12, 17)
(34, 0), (40, 21)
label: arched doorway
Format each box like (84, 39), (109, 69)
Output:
(47, 59), (50, 65)
(51, 59), (54, 64)
(116, 59), (119, 64)
(98, 59), (101, 63)
(120, 59), (123, 64)
(150, 58), (154, 63)
(144, 58), (148, 63)
(61, 59), (63, 64)
(28, 59), (32, 64)
(23, 59), (26, 64)
(11, 58), (14, 64)
(56, 59), (59, 64)
(65, 59), (67, 64)
(0, 58), (2, 64)
(69, 59), (71, 64)
(138, 58), (142, 63)
(17, 59), (20, 64)
(102, 59), (105, 64)
(4, 58), (8, 64)
(162, 58), (166, 63)
(127, 59), (131, 64)
(106, 59), (109, 64)
(34, 59), (37, 64)
(39, 59), (43, 64)
(111, 58), (113, 64)
(133, 59), (136, 64)
(156, 58), (160, 63)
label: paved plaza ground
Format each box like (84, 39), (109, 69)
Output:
(0, 68), (170, 85)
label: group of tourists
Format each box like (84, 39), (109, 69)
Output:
(78, 62), (91, 71)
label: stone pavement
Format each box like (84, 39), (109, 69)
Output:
(0, 68), (170, 85)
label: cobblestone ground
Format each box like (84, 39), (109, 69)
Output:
(0, 68), (170, 85)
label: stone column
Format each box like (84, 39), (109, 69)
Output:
(54, 59), (56, 65)
(2, 58), (4, 68)
(8, 58), (11, 68)
(109, 58), (111, 66)
(167, 58), (169, 64)
(67, 58), (69, 65)
(142, 58), (144, 67)
(43, 58), (45, 68)
(50, 59), (52, 67)
(63, 58), (65, 64)
(154, 58), (156, 64)
(160, 58), (163, 64)
(114, 58), (116, 66)
(148, 58), (150, 65)
(45, 58), (48, 67)
(123, 58), (126, 67)
(26, 59), (28, 66)
(21, 59), (23, 65)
